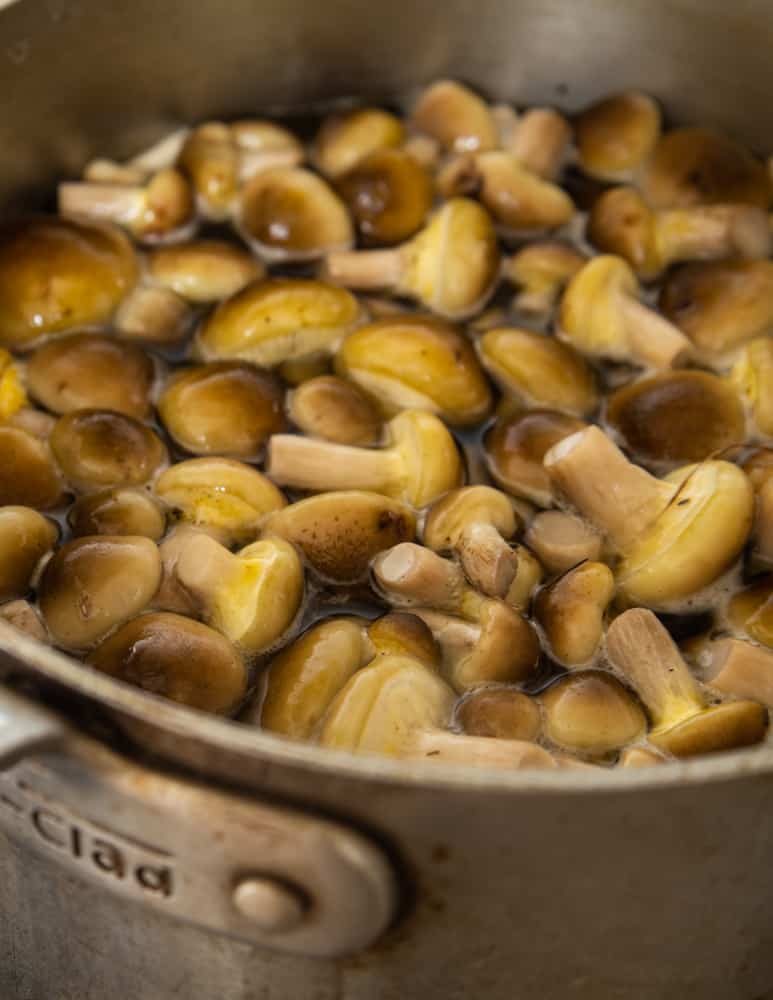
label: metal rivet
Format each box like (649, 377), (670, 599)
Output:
(232, 877), (306, 933)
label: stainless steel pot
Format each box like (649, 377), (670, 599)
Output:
(3, 2), (773, 997)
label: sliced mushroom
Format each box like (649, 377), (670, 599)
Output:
(606, 608), (767, 757)
(0, 348), (27, 419)
(504, 243), (586, 316)
(148, 239), (264, 302)
(336, 316), (492, 426)
(0, 506), (58, 602)
(456, 686), (542, 741)
(730, 337), (773, 436)
(575, 92), (661, 181)
(410, 79), (498, 154)
(505, 107), (572, 181)
(539, 670), (646, 756)
(534, 561), (614, 666)
(88, 612), (248, 714)
(68, 487), (166, 540)
(267, 409), (462, 508)
(0, 600), (49, 643)
(288, 375), (382, 445)
(113, 284), (192, 345)
(314, 108), (405, 178)
(0, 426), (65, 509)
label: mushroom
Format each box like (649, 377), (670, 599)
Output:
(750, 478), (773, 571)
(194, 277), (362, 368)
(538, 670), (647, 756)
(267, 409), (462, 508)
(727, 577), (773, 648)
(313, 108), (405, 178)
(606, 608), (767, 757)
(0, 426), (65, 509)
(606, 371), (746, 466)
(0, 217), (138, 349)
(0, 506), (58, 602)
(157, 362), (285, 459)
(83, 127), (191, 183)
(642, 127), (771, 209)
(505, 107), (572, 181)
(478, 328), (598, 417)
(39, 535), (162, 651)
(558, 255), (693, 369)
(410, 79), (498, 154)
(325, 198), (500, 321)
(239, 167), (354, 262)
(113, 284), (192, 346)
(148, 239), (264, 303)
(58, 168), (195, 243)
(88, 612), (248, 714)
(68, 487), (166, 540)
(618, 745), (667, 768)
(741, 447), (773, 491)
(0, 348), (27, 419)
(50, 410), (167, 492)
(157, 528), (304, 656)
(154, 457), (285, 546)
(26, 333), (155, 419)
(526, 511), (604, 577)
(335, 316), (492, 426)
(701, 638), (773, 708)
(262, 491), (416, 584)
(367, 611), (441, 666)
(504, 243), (586, 316)
(658, 260), (773, 365)
(483, 410), (587, 507)
(544, 426), (754, 607)
(278, 355), (333, 386)
(534, 560), (615, 666)
(335, 148), (434, 246)
(588, 186), (770, 280)
(455, 686), (542, 741)
(288, 375), (382, 445)
(504, 545), (544, 611)
(423, 486), (520, 597)
(730, 337), (773, 436)
(575, 91), (661, 182)
(7, 407), (56, 440)
(0, 600), (49, 644)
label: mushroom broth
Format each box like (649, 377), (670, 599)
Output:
(1, 81), (772, 772)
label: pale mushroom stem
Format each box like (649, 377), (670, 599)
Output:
(128, 127), (191, 173)
(508, 108), (571, 180)
(372, 544), (467, 613)
(267, 433), (394, 494)
(458, 522), (518, 597)
(658, 205), (771, 264)
(605, 608), (702, 727)
(618, 294), (693, 369)
(703, 638), (773, 707)
(544, 426), (676, 549)
(84, 160), (146, 185)
(401, 729), (555, 768)
(58, 182), (141, 224)
(324, 248), (403, 290)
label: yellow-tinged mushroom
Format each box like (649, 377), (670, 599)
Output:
(0, 349), (27, 419)
(314, 108), (405, 178)
(575, 92), (661, 181)
(456, 687), (542, 741)
(504, 107), (572, 181)
(0, 426), (65, 509)
(148, 239), (264, 302)
(618, 745), (667, 768)
(727, 577), (773, 648)
(288, 375), (382, 445)
(410, 79), (498, 154)
(526, 510), (604, 576)
(504, 243), (586, 316)
(113, 284), (192, 346)
(534, 561), (615, 666)
(702, 638), (773, 708)
(730, 337), (773, 436)
(0, 506), (58, 602)
(504, 544), (545, 610)
(68, 487), (166, 540)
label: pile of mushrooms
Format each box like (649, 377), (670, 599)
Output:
(1, 78), (773, 771)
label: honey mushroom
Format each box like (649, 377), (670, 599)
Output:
(39, 535), (162, 651)
(606, 608), (767, 757)
(422, 486), (520, 598)
(410, 79), (499, 154)
(587, 186), (770, 281)
(194, 277), (362, 368)
(750, 477), (773, 572)
(68, 488), (166, 540)
(313, 108), (405, 178)
(504, 107), (573, 181)
(157, 362), (285, 459)
(26, 333), (155, 419)
(484, 410), (586, 508)
(335, 316), (492, 426)
(148, 239), (264, 303)
(88, 612), (248, 714)
(477, 328), (598, 417)
(504, 545), (545, 611)
(504, 243), (586, 316)
(606, 371), (746, 466)
(157, 528), (303, 656)
(701, 638), (773, 708)
(455, 687), (542, 741)
(288, 375), (382, 445)
(335, 149), (434, 246)
(82, 127), (191, 184)
(0, 348), (27, 419)
(0, 426), (65, 509)
(727, 577), (773, 648)
(618, 746), (667, 768)
(544, 426), (753, 608)
(112, 284), (192, 347)
(558, 255), (693, 369)
(526, 511), (604, 576)
(371, 542), (540, 690)
(0, 506), (58, 602)
(534, 561), (615, 666)
(538, 671), (647, 757)
(0, 600), (49, 643)
(325, 198), (500, 321)
(50, 410), (167, 493)
(730, 337), (773, 437)
(574, 92), (661, 182)
(267, 409), (462, 508)
(262, 491), (416, 584)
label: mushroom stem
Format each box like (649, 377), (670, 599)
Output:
(59, 182), (142, 224)
(128, 128), (191, 173)
(401, 729), (556, 768)
(324, 248), (403, 289)
(372, 543), (468, 613)
(703, 638), (773, 707)
(618, 294), (693, 369)
(508, 108), (571, 180)
(544, 426), (676, 549)
(458, 521), (518, 597)
(267, 434), (395, 494)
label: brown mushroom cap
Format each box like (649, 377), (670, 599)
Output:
(148, 239), (264, 303)
(539, 670), (647, 755)
(88, 611), (247, 714)
(575, 92), (661, 181)
(288, 375), (382, 446)
(68, 487), (166, 540)
(0, 426), (65, 509)
(0, 506), (58, 602)
(367, 611), (440, 668)
(534, 560), (614, 666)
(50, 410), (167, 492)
(456, 686), (542, 741)
(410, 79), (498, 154)
(314, 108), (405, 179)
(26, 333), (155, 419)
(157, 362), (285, 459)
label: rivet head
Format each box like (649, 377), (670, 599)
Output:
(232, 877), (306, 933)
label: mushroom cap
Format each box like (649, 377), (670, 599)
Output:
(410, 79), (498, 154)
(240, 167), (354, 261)
(158, 361), (285, 459)
(314, 108), (405, 178)
(336, 316), (492, 426)
(575, 91), (661, 180)
(195, 277), (361, 367)
(50, 409), (167, 492)
(261, 616), (370, 738)
(177, 123), (240, 216)
(587, 186), (660, 278)
(87, 611), (247, 714)
(456, 686), (542, 741)
(0, 426), (65, 509)
(649, 699), (767, 757)
(402, 198), (500, 319)
(730, 337), (773, 436)
(446, 599), (541, 691)
(0, 349), (27, 419)
(727, 577), (773, 647)
(367, 612), (440, 667)
(155, 456), (285, 545)
(130, 167), (194, 238)
(288, 375), (382, 446)
(149, 239), (264, 303)
(539, 670), (647, 755)
(0, 506), (58, 602)
(27, 333), (155, 419)
(424, 485), (517, 550)
(606, 371), (746, 465)
(642, 127), (771, 209)
(68, 487), (166, 540)
(0, 217), (138, 348)
(336, 148), (433, 245)
(741, 448), (773, 491)
(262, 491), (416, 584)
(559, 255), (637, 360)
(472, 152), (576, 231)
(39, 535), (162, 650)
(478, 327), (598, 416)
(534, 559), (614, 665)
(504, 242), (586, 310)
(387, 409), (463, 508)
(230, 119), (304, 161)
